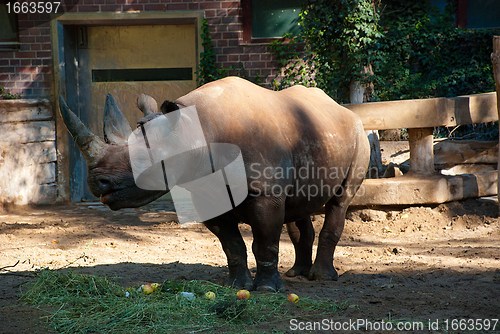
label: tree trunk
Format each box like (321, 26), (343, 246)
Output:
(350, 80), (383, 178)
(492, 36), (500, 210)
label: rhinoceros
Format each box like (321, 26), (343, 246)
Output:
(59, 77), (369, 291)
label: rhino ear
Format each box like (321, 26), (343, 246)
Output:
(103, 94), (132, 145)
(137, 94), (158, 116)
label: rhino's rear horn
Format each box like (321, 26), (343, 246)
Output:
(103, 94), (132, 145)
(137, 93), (158, 116)
(58, 95), (107, 165)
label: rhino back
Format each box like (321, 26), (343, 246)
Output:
(175, 77), (365, 211)
(175, 77), (361, 153)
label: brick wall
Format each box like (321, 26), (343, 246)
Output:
(0, 0), (278, 99)
(0, 12), (53, 98)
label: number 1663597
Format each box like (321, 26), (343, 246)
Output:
(6, 2), (61, 14)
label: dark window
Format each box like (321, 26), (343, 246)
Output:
(466, 0), (500, 28)
(456, 0), (500, 28)
(0, 4), (19, 50)
(92, 68), (193, 82)
(242, 0), (304, 43)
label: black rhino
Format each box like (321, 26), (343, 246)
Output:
(59, 77), (369, 291)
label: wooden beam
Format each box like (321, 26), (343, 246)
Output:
(434, 140), (498, 167)
(344, 92), (498, 130)
(351, 171), (498, 206)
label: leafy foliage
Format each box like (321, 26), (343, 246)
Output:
(272, 0), (383, 102)
(197, 19), (228, 86)
(302, 0), (382, 101)
(272, 0), (499, 103)
(270, 34), (320, 90)
(374, 0), (500, 100)
(0, 86), (21, 99)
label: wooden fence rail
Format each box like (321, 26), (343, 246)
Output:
(344, 92), (498, 206)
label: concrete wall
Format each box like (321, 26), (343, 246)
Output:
(0, 99), (57, 204)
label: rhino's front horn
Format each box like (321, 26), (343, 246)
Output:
(58, 95), (107, 165)
(103, 94), (132, 145)
(137, 93), (158, 116)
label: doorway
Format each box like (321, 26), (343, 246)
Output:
(54, 13), (202, 201)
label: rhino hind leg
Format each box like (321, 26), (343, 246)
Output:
(308, 201), (346, 281)
(285, 217), (314, 278)
(309, 134), (369, 281)
(204, 216), (253, 290)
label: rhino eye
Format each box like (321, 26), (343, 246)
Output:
(96, 177), (112, 188)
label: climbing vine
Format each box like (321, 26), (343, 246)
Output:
(270, 34), (319, 90)
(196, 19), (228, 86)
(272, 0), (383, 102)
(272, 0), (500, 104)
(0, 86), (21, 100)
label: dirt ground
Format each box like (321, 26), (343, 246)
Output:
(0, 197), (498, 333)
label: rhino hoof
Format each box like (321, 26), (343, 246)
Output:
(253, 273), (285, 292)
(255, 284), (281, 292)
(285, 265), (311, 278)
(308, 265), (339, 281)
(226, 274), (253, 290)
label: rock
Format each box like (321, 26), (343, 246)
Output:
(354, 209), (388, 222)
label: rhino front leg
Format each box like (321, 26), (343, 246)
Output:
(204, 217), (253, 290)
(285, 217), (315, 278)
(245, 196), (285, 292)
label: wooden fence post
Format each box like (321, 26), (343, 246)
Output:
(492, 36), (500, 210)
(408, 127), (435, 175)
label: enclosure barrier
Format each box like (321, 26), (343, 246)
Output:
(345, 92), (498, 206)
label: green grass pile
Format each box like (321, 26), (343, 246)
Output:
(21, 269), (347, 333)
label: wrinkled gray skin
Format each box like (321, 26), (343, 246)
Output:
(59, 77), (370, 291)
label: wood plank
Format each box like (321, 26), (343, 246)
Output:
(0, 121), (55, 144)
(441, 164), (496, 176)
(434, 140), (498, 167)
(345, 92), (498, 130)
(351, 171), (498, 206)
(0, 99), (52, 123)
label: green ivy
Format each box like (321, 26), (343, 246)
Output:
(196, 19), (228, 86)
(285, 0), (383, 101)
(374, 0), (500, 100)
(272, 0), (499, 104)
(270, 34), (319, 90)
(0, 86), (21, 100)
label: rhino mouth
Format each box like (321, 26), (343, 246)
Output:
(99, 187), (166, 211)
(99, 189), (128, 210)
(99, 190), (117, 205)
